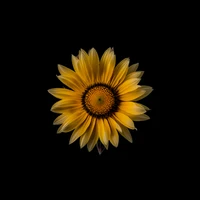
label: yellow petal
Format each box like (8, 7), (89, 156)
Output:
(100, 48), (115, 83)
(137, 103), (151, 111)
(117, 78), (141, 95)
(107, 117), (122, 133)
(125, 71), (144, 80)
(113, 112), (135, 129)
(108, 118), (119, 147)
(58, 64), (86, 86)
(53, 113), (68, 125)
(133, 86), (153, 101)
(99, 47), (111, 81)
(119, 102), (146, 115)
(119, 87), (146, 101)
(128, 63), (139, 74)
(48, 88), (77, 99)
(71, 54), (88, 86)
(79, 118), (96, 148)
(97, 118), (109, 146)
(119, 124), (133, 143)
(110, 58), (129, 87)
(88, 48), (100, 83)
(69, 115), (92, 144)
(72, 55), (81, 74)
(87, 122), (99, 152)
(104, 142), (109, 150)
(78, 49), (93, 84)
(57, 75), (84, 93)
(103, 119), (111, 147)
(131, 114), (150, 121)
(133, 103), (150, 111)
(50, 99), (81, 113)
(57, 110), (87, 133)
(58, 64), (75, 77)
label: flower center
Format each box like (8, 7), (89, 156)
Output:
(82, 83), (120, 118)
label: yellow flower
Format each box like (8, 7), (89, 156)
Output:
(48, 48), (153, 154)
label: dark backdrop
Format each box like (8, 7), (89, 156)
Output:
(30, 12), (161, 161)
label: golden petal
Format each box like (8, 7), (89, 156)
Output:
(118, 124), (133, 143)
(57, 64), (86, 86)
(57, 75), (84, 93)
(78, 49), (93, 84)
(71, 55), (88, 85)
(97, 118), (109, 146)
(110, 58), (129, 87)
(108, 118), (119, 147)
(119, 102), (146, 115)
(107, 117), (122, 133)
(79, 118), (96, 148)
(50, 99), (81, 113)
(130, 114), (150, 121)
(53, 113), (68, 125)
(69, 115), (92, 144)
(103, 119), (111, 146)
(71, 55), (81, 74)
(87, 122), (99, 152)
(125, 71), (144, 80)
(113, 112), (135, 129)
(127, 63), (139, 74)
(133, 86), (153, 101)
(88, 48), (100, 83)
(100, 48), (115, 83)
(119, 87), (146, 101)
(48, 88), (77, 99)
(57, 110), (87, 133)
(117, 78), (141, 95)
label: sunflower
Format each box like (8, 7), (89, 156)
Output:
(48, 48), (153, 154)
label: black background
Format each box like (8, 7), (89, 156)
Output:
(41, 37), (160, 161)
(25, 8), (161, 162)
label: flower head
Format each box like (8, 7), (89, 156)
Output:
(48, 48), (153, 154)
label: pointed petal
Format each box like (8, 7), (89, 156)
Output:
(57, 75), (84, 93)
(125, 71), (144, 80)
(103, 119), (111, 147)
(71, 54), (88, 86)
(119, 124), (133, 143)
(57, 64), (86, 86)
(131, 114), (150, 121)
(117, 78), (141, 95)
(80, 118), (96, 148)
(108, 118), (119, 147)
(48, 88), (77, 99)
(78, 49), (93, 84)
(50, 99), (81, 113)
(87, 122), (99, 152)
(133, 86), (153, 101)
(107, 117), (122, 133)
(110, 58), (129, 87)
(72, 55), (81, 74)
(128, 63), (139, 74)
(137, 103), (151, 111)
(69, 115), (92, 144)
(97, 118), (109, 146)
(57, 110), (87, 133)
(119, 87), (146, 101)
(88, 48), (100, 83)
(119, 102), (146, 115)
(113, 112), (135, 129)
(99, 47), (111, 82)
(53, 113), (68, 125)
(100, 48), (115, 83)
(58, 64), (75, 77)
